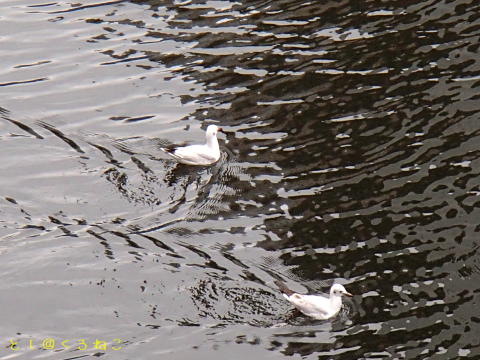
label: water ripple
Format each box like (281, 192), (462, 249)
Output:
(1, 0), (480, 358)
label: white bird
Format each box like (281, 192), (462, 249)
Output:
(161, 125), (223, 165)
(274, 280), (352, 320)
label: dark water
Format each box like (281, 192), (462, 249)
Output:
(1, 0), (480, 358)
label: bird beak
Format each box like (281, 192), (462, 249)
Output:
(343, 291), (353, 297)
(217, 127), (224, 133)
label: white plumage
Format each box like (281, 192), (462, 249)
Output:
(275, 280), (352, 320)
(161, 125), (222, 165)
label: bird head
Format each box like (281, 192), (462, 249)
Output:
(206, 125), (223, 137)
(331, 283), (353, 297)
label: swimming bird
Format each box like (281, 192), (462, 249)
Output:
(274, 280), (352, 320)
(161, 125), (223, 165)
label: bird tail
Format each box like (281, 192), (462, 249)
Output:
(161, 145), (177, 154)
(274, 280), (296, 296)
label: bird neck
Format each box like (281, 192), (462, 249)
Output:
(329, 294), (342, 311)
(206, 135), (219, 150)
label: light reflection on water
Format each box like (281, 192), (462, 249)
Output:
(1, 0), (480, 358)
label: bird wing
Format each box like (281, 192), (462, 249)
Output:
(287, 293), (331, 319)
(160, 140), (191, 154)
(168, 144), (218, 165)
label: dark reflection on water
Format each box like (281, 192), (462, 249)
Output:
(1, 0), (480, 358)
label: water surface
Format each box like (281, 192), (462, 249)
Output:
(1, 0), (480, 359)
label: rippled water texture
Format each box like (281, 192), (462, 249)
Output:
(1, 0), (480, 358)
